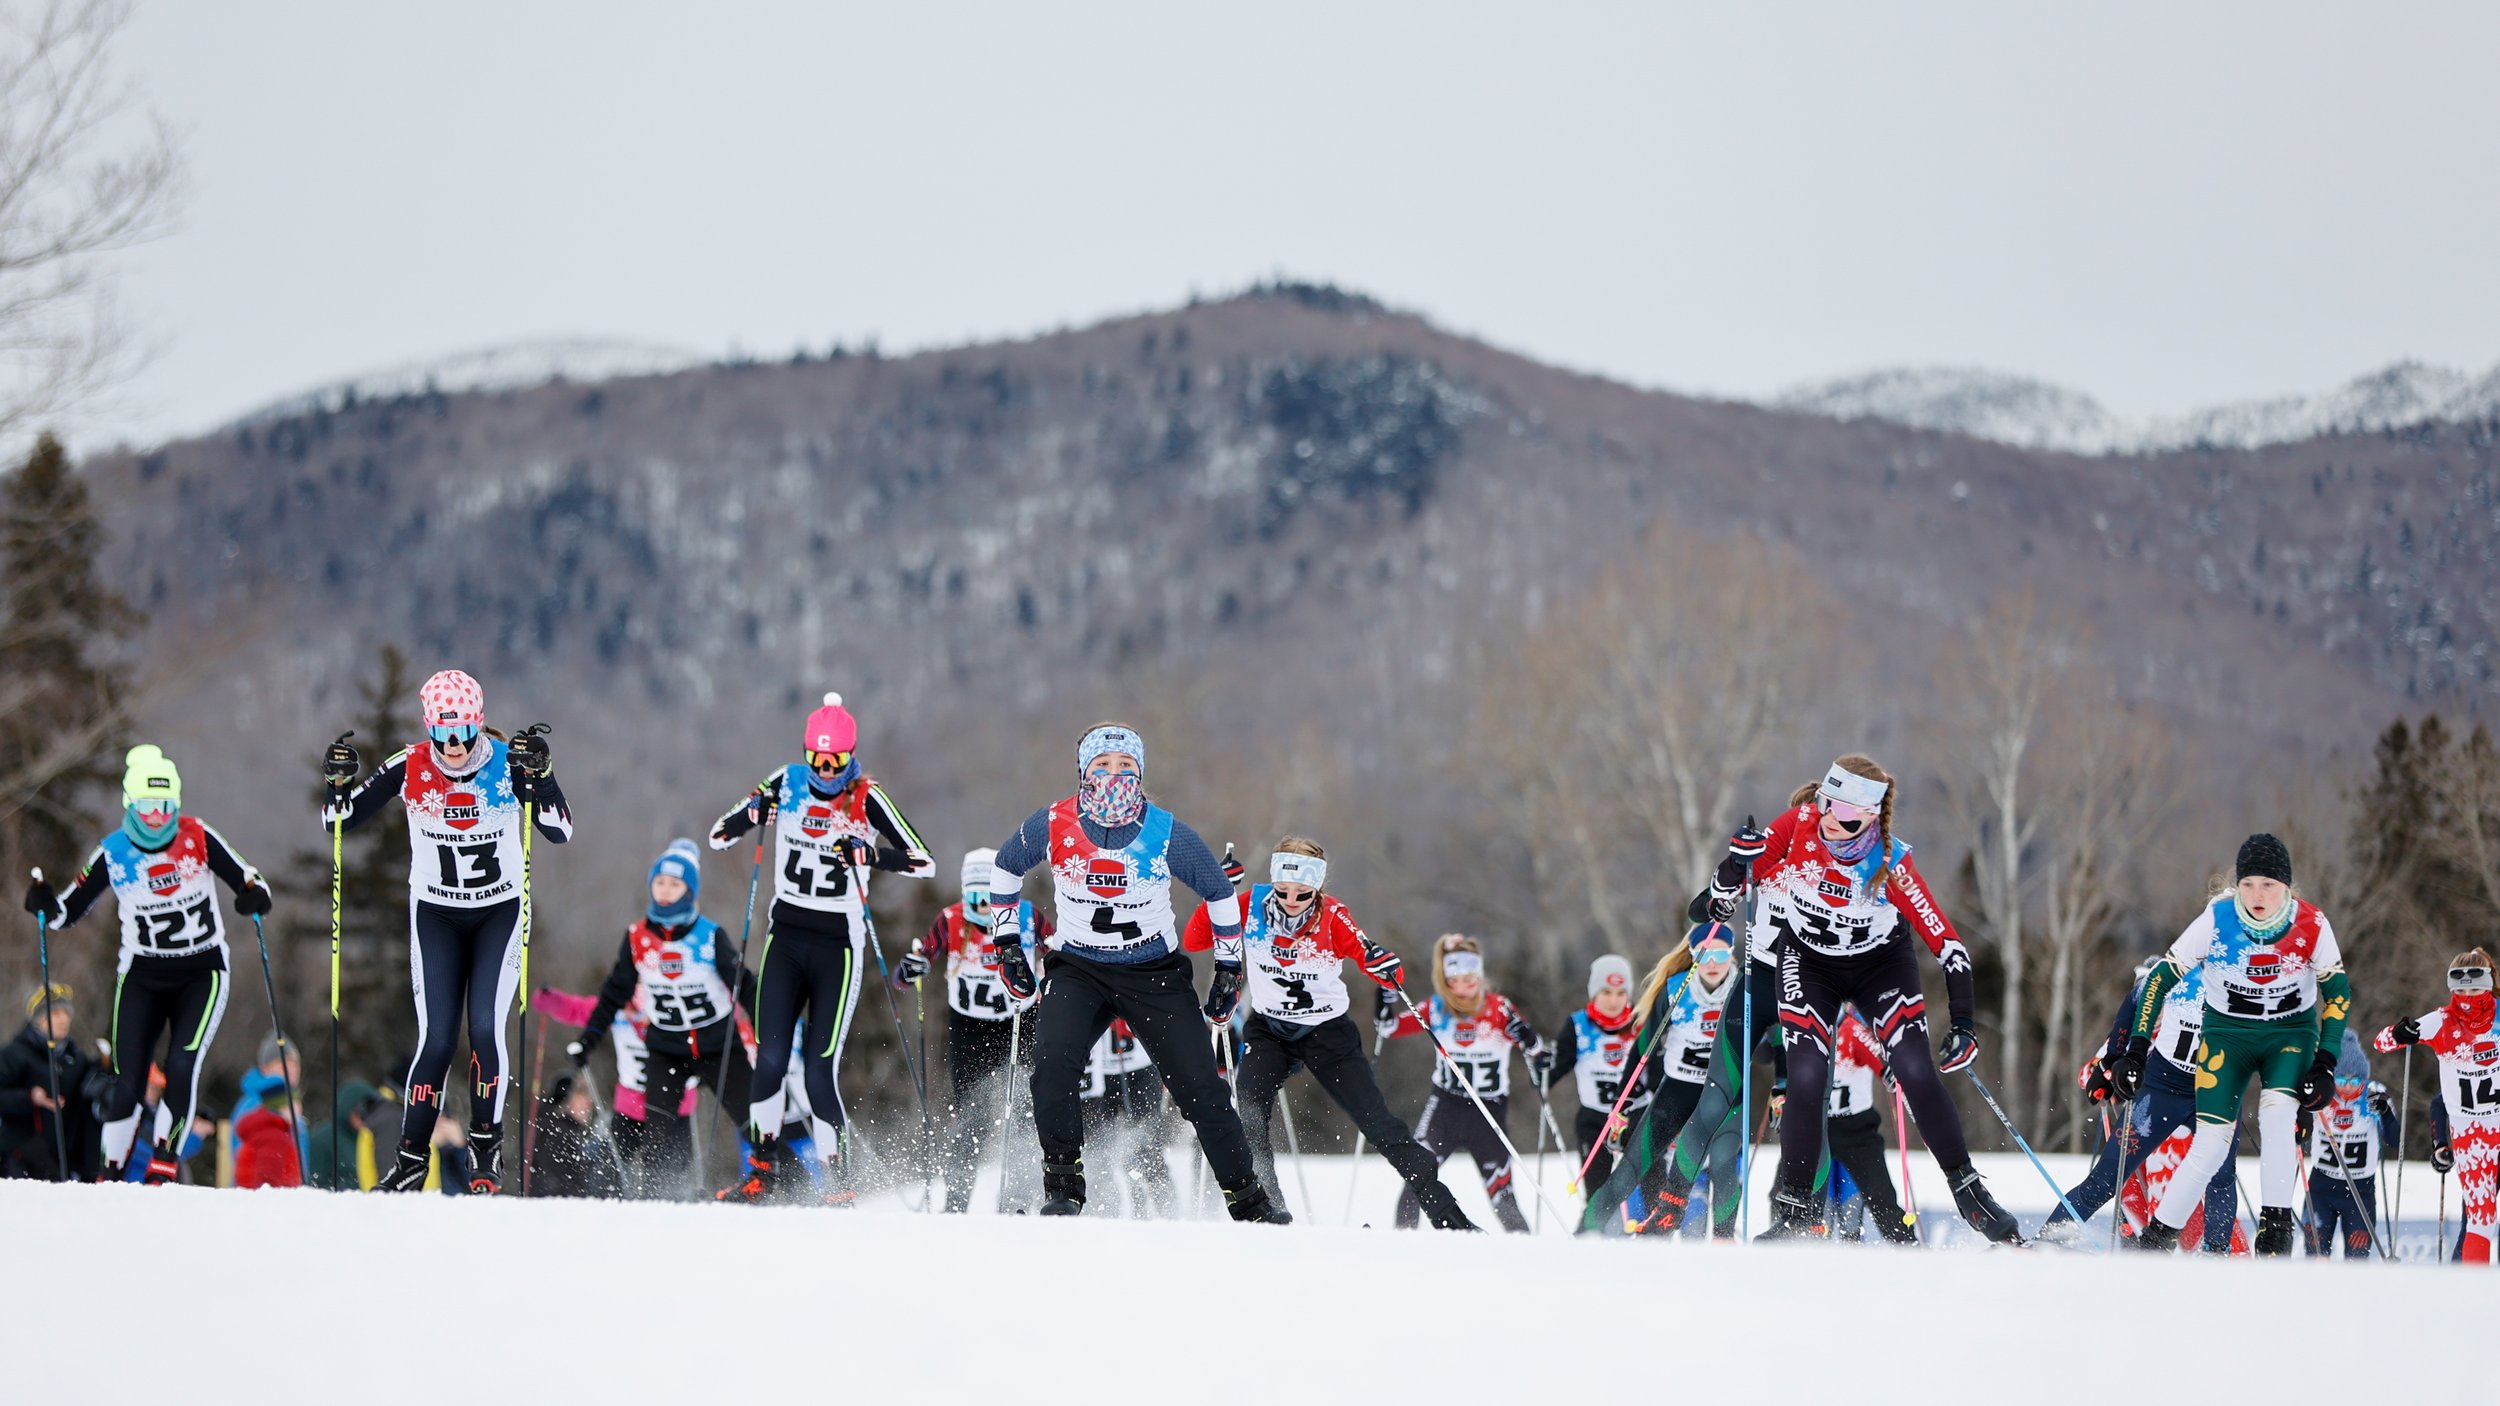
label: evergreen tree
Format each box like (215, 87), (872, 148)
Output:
(0, 433), (140, 998)
(275, 644), (418, 1106)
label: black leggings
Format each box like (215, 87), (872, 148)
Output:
(102, 949), (229, 1168)
(1029, 950), (1255, 1196)
(401, 899), (521, 1150)
(1776, 939), (1969, 1192)
(1237, 1013), (1468, 1227)
(746, 912), (862, 1146)
(940, 1008), (1033, 1212)
(1400, 1090), (1528, 1232)
(1826, 1109), (1913, 1241)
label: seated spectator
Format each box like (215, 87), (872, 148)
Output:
(0, 983), (109, 1182)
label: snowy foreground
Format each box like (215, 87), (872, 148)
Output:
(2, 1152), (2485, 1402)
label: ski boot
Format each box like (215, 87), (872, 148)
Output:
(1630, 1172), (1693, 1235)
(1386, 1142), (1478, 1230)
(1946, 1164), (2022, 1245)
(2031, 1217), (2086, 1250)
(378, 1142), (430, 1193)
(1757, 1183), (1828, 1241)
(2132, 1218), (2181, 1252)
(717, 1145), (777, 1204)
(1038, 1160), (1086, 1217)
(1878, 1212), (1923, 1246)
(1224, 1182), (1293, 1225)
(2253, 1206), (2296, 1257)
(141, 1141), (180, 1186)
(466, 1124), (503, 1195)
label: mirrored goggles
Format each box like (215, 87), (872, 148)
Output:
(808, 749), (853, 772)
(429, 723), (481, 749)
(129, 800), (178, 827)
(1817, 794), (1872, 824)
(1694, 943), (1736, 966)
(1441, 951), (1484, 980)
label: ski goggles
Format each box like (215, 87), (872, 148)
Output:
(429, 722), (481, 749)
(2334, 1078), (2366, 1098)
(128, 800), (178, 828)
(1441, 951), (1484, 980)
(1694, 942), (1736, 967)
(1816, 764), (1888, 823)
(2449, 965), (2493, 992)
(807, 749), (853, 772)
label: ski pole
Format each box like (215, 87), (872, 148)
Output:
(1571, 1009), (1665, 1193)
(1965, 1066), (2090, 1228)
(1892, 1079), (1919, 1232)
(247, 914), (304, 1173)
(1344, 1023), (1386, 1225)
(916, 963), (931, 1211)
(516, 792), (534, 1196)
(522, 1010), (546, 1195)
(1391, 989), (1578, 1228)
(1277, 1087), (1314, 1220)
(1737, 869), (1754, 1243)
(845, 849), (928, 1139)
(995, 1008), (1023, 1215)
(1532, 1082), (1569, 1232)
(714, 835), (764, 1156)
(29, 871), (67, 1182)
(2393, 1045), (2411, 1240)
(2108, 1095), (2135, 1251)
(1530, 1077), (1549, 1233)
(2438, 1166), (2449, 1261)
(326, 738), (347, 1193)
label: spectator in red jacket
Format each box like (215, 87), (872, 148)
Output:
(233, 1083), (304, 1188)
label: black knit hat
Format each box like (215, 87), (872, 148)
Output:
(2236, 833), (2293, 886)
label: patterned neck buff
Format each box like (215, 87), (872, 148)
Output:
(1077, 772), (1145, 828)
(1826, 820), (1881, 866)
(2234, 890), (2294, 940)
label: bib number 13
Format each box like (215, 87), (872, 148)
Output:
(435, 843), (503, 891)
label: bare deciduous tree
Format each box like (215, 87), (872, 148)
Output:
(0, 0), (181, 447)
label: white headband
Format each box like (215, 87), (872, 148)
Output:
(1818, 764), (1889, 811)
(961, 848), (997, 897)
(1270, 853), (1328, 890)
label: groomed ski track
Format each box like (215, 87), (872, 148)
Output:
(1, 1151), (2477, 1401)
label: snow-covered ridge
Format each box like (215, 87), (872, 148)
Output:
(1776, 359), (2500, 455)
(224, 336), (706, 429)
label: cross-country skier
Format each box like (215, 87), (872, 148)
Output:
(2372, 945), (2497, 1262)
(984, 723), (1285, 1221)
(1704, 756), (2018, 1241)
(322, 671), (572, 1192)
(1548, 954), (1641, 1198)
(1182, 837), (1475, 1229)
(707, 692), (932, 1204)
(23, 745), (272, 1183)
(2123, 834), (2352, 1255)
(1822, 1005), (1915, 1244)
(893, 847), (1047, 1213)
(1585, 923), (1755, 1237)
(563, 839), (751, 1196)
(1078, 1018), (1175, 1218)
(2036, 957), (2239, 1250)
(2300, 1031), (2391, 1260)
(1379, 932), (1547, 1233)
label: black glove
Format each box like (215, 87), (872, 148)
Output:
(2292, 1050), (2338, 1112)
(2432, 1143), (2456, 1175)
(571, 1021), (606, 1063)
(1219, 842), (1245, 893)
(2370, 1089), (2396, 1123)
(234, 882), (273, 917)
(895, 950), (929, 987)
(508, 726), (552, 777)
(997, 943), (1038, 1002)
(322, 732), (360, 788)
(1715, 815), (1767, 891)
(2081, 1055), (2115, 1104)
(2388, 1017), (2422, 1047)
(1503, 1012), (1537, 1047)
(1375, 985), (1398, 1025)
(2109, 1037), (2149, 1100)
(1938, 1020), (1979, 1073)
(1527, 1046), (1555, 1091)
(565, 1040), (589, 1068)
(1359, 942), (1404, 989)
(1203, 965), (1243, 1024)
(22, 874), (60, 923)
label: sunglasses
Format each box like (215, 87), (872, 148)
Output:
(808, 750), (853, 772)
(430, 724), (480, 749)
(1272, 884), (1318, 905)
(2450, 966), (2493, 987)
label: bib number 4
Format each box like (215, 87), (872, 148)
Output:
(1088, 906), (1144, 945)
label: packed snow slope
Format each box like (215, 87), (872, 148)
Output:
(1, 1158), (2483, 1402)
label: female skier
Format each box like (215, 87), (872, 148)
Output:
(2037, 957), (2238, 1250)
(708, 692), (932, 1203)
(1183, 837), (1475, 1229)
(1379, 932), (1547, 1233)
(565, 839), (751, 1195)
(2302, 1032), (2391, 1259)
(22, 745), (271, 1182)
(1548, 954), (1642, 1197)
(1703, 755), (2017, 1241)
(1586, 924), (1745, 1237)
(984, 723), (1284, 1222)
(894, 847), (1048, 1214)
(2122, 833), (2351, 1255)
(2372, 946), (2496, 1262)
(322, 670), (572, 1192)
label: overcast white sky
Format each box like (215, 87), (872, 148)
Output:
(96, 1), (2500, 445)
